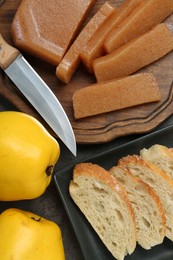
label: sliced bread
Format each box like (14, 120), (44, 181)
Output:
(109, 165), (166, 249)
(118, 155), (173, 241)
(69, 162), (136, 260)
(140, 144), (173, 179)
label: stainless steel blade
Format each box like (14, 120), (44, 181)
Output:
(5, 54), (76, 156)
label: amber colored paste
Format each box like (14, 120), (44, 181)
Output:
(73, 73), (161, 119)
(11, 0), (95, 65)
(93, 24), (173, 82)
(104, 0), (173, 53)
(80, 0), (143, 72)
(56, 3), (115, 83)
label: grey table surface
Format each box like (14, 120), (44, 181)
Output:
(0, 94), (173, 260)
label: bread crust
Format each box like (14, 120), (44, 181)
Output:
(111, 165), (166, 227)
(110, 165), (166, 249)
(118, 154), (173, 241)
(73, 163), (136, 224)
(119, 154), (173, 187)
(70, 162), (136, 259)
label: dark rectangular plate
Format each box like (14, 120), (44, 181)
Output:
(54, 125), (173, 260)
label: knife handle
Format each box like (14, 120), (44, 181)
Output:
(0, 34), (20, 70)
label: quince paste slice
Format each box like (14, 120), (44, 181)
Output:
(11, 0), (95, 65)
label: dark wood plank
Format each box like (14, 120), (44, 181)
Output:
(0, 0), (173, 143)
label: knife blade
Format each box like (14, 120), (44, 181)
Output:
(0, 34), (76, 156)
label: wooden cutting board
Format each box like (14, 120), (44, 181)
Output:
(0, 0), (173, 144)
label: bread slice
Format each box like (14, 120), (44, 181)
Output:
(69, 163), (136, 260)
(109, 165), (166, 249)
(118, 155), (173, 241)
(140, 144), (173, 179)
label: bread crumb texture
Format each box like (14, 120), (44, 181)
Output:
(69, 163), (136, 260)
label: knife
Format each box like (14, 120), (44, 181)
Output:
(0, 34), (76, 156)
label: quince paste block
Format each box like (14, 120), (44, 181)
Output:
(72, 73), (161, 119)
(10, 0), (95, 65)
(56, 2), (115, 83)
